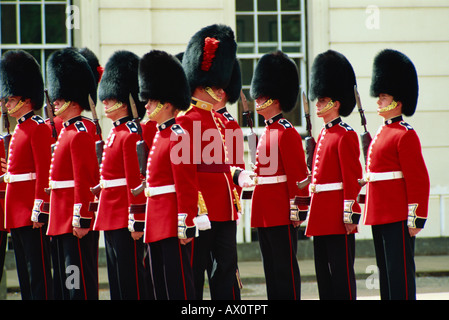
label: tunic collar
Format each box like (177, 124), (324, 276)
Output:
(325, 117), (342, 129)
(158, 117), (176, 131)
(63, 115), (83, 128)
(265, 113), (283, 126)
(385, 115), (403, 125)
(17, 111), (35, 124)
(113, 116), (132, 127)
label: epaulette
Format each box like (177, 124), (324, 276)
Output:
(171, 124), (185, 135)
(126, 121), (139, 134)
(339, 122), (354, 131)
(400, 121), (414, 131)
(31, 115), (45, 124)
(278, 118), (293, 129)
(223, 112), (235, 122)
(74, 121), (87, 132)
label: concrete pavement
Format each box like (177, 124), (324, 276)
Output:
(3, 254), (449, 300)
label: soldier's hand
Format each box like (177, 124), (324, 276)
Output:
(409, 227), (422, 237)
(73, 227), (89, 239)
(0, 157), (6, 173)
(33, 222), (44, 229)
(344, 223), (358, 234)
(131, 231), (144, 241)
(180, 237), (193, 245)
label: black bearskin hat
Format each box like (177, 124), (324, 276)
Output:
(225, 59), (242, 104)
(98, 50), (145, 119)
(370, 49), (419, 116)
(0, 50), (44, 110)
(309, 50), (357, 117)
(182, 24), (237, 93)
(138, 50), (191, 111)
(250, 50), (299, 112)
(46, 48), (97, 111)
(78, 47), (103, 86)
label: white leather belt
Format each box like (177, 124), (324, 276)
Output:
(100, 178), (127, 189)
(145, 184), (176, 197)
(4, 172), (36, 183)
(365, 171), (403, 182)
(49, 180), (75, 189)
(255, 175), (287, 185)
(309, 182), (343, 193)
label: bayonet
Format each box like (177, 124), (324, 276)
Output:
(129, 93), (149, 197)
(88, 94), (105, 166)
(44, 90), (58, 141)
(240, 90), (258, 167)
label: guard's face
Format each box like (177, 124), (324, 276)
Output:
(315, 97), (333, 117)
(5, 96), (23, 116)
(377, 93), (394, 110)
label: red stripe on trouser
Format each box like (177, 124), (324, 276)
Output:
(287, 226), (297, 300)
(77, 239), (88, 299)
(39, 229), (49, 300)
(178, 241), (188, 300)
(401, 223), (409, 299)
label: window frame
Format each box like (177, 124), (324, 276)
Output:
(0, 0), (73, 83)
(236, 0), (308, 136)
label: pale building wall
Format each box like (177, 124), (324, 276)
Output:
(307, 0), (449, 238)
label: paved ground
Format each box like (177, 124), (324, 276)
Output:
(4, 255), (449, 300)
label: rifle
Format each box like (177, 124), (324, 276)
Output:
(0, 98), (11, 183)
(129, 93), (149, 197)
(88, 94), (105, 165)
(89, 94), (105, 196)
(296, 92), (315, 190)
(240, 90), (258, 167)
(240, 90), (258, 200)
(354, 85), (372, 166)
(44, 89), (58, 141)
(354, 86), (372, 204)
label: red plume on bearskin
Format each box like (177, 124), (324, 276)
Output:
(201, 37), (220, 71)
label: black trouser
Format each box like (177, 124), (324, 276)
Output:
(148, 237), (195, 300)
(52, 231), (99, 300)
(10, 225), (53, 300)
(257, 224), (301, 300)
(313, 233), (356, 300)
(192, 220), (241, 300)
(0, 231), (7, 284)
(104, 228), (150, 300)
(372, 220), (416, 300)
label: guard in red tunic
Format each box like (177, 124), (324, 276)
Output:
(0, 137), (6, 284)
(138, 50), (196, 299)
(181, 24), (242, 300)
(93, 50), (149, 300)
(306, 50), (362, 300)
(363, 49), (430, 300)
(0, 50), (54, 300)
(46, 48), (100, 300)
(242, 50), (309, 300)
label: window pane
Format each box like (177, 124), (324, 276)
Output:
(1, 4), (17, 44)
(258, 15), (277, 42)
(257, 0), (276, 11)
(281, 0), (300, 11)
(236, 14), (254, 53)
(45, 4), (67, 44)
(240, 59), (254, 86)
(282, 15), (300, 41)
(236, 0), (253, 12)
(20, 4), (41, 44)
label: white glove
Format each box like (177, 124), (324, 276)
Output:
(238, 170), (256, 188)
(193, 214), (211, 231)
